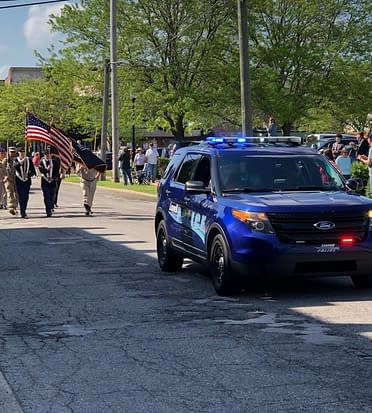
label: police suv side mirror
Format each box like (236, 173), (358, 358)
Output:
(346, 178), (364, 192)
(185, 180), (211, 194)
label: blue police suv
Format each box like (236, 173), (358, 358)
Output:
(155, 136), (372, 295)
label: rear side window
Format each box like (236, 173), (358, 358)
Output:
(175, 154), (202, 184)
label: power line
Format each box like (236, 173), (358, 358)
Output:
(0, 0), (69, 9)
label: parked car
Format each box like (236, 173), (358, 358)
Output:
(307, 133), (355, 149)
(315, 137), (359, 154)
(155, 136), (372, 295)
(104, 151), (112, 170)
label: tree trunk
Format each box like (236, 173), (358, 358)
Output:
(171, 114), (185, 140)
(282, 122), (292, 136)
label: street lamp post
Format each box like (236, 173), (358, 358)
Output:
(131, 96), (136, 161)
(110, 0), (120, 182)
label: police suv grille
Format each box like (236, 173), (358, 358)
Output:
(267, 211), (369, 244)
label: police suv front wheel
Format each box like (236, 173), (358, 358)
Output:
(209, 234), (236, 296)
(156, 221), (183, 272)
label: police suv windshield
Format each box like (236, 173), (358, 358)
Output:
(218, 154), (345, 192)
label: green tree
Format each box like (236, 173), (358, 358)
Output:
(48, 0), (237, 139)
(248, 0), (372, 134)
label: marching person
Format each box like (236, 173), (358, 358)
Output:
(0, 148), (8, 209)
(52, 153), (63, 208)
(75, 163), (100, 216)
(39, 149), (60, 217)
(1, 146), (19, 215)
(14, 147), (36, 218)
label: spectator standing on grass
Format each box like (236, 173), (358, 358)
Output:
(267, 116), (277, 137)
(331, 134), (344, 159)
(133, 147), (146, 184)
(335, 148), (352, 179)
(357, 131), (369, 157)
(357, 135), (372, 196)
(134, 148), (146, 172)
(118, 147), (133, 185)
(347, 141), (357, 163)
(145, 143), (159, 183)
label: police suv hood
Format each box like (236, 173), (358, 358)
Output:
(223, 191), (372, 212)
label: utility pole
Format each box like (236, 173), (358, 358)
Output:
(110, 0), (120, 182)
(100, 58), (109, 181)
(131, 96), (136, 161)
(237, 0), (253, 136)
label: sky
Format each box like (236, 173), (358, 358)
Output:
(0, 1), (68, 80)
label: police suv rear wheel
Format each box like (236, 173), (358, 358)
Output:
(209, 234), (235, 296)
(156, 221), (183, 271)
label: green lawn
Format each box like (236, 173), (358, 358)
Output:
(64, 173), (157, 196)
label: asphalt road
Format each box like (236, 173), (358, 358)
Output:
(0, 178), (372, 412)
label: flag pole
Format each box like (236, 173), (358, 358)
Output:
(24, 108), (29, 154)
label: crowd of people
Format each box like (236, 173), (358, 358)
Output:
(118, 143), (159, 186)
(0, 146), (100, 218)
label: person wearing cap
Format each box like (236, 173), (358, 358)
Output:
(14, 147), (36, 218)
(39, 149), (60, 217)
(133, 147), (146, 183)
(1, 146), (18, 215)
(0, 148), (8, 209)
(75, 162), (100, 216)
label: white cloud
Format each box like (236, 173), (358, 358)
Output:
(23, 4), (64, 49)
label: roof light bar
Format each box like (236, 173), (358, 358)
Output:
(205, 136), (302, 145)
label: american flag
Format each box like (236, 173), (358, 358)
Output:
(25, 113), (73, 170)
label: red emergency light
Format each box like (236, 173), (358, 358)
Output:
(340, 236), (355, 245)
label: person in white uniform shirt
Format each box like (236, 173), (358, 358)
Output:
(145, 143), (159, 183)
(14, 147), (36, 218)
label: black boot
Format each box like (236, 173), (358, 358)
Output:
(84, 204), (90, 216)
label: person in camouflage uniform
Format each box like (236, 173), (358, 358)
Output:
(1, 147), (19, 215)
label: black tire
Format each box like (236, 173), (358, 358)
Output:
(156, 221), (183, 271)
(209, 234), (235, 296)
(351, 275), (372, 288)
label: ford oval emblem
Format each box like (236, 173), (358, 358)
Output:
(313, 221), (336, 230)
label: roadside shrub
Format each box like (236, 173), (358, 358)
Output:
(351, 161), (369, 196)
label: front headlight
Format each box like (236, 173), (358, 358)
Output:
(232, 209), (274, 234)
